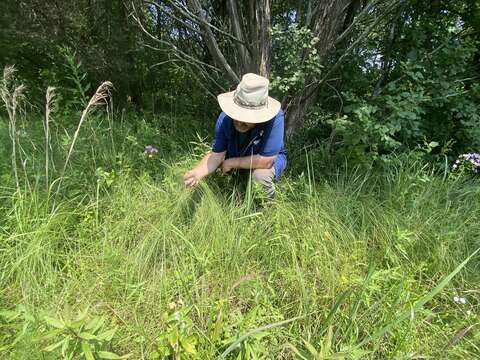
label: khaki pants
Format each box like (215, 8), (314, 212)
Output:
(246, 167), (276, 198)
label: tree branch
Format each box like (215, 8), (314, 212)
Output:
(186, 0), (239, 83)
(156, 0), (248, 46)
(227, 0), (250, 73)
(335, 0), (379, 45)
(131, 2), (222, 74)
(306, 0), (404, 101)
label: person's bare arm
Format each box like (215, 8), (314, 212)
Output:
(184, 151), (226, 187)
(221, 155), (276, 174)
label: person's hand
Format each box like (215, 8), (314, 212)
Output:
(222, 159), (235, 175)
(183, 168), (202, 187)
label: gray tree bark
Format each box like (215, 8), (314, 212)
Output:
(284, 0), (354, 135)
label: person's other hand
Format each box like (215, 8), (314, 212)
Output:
(222, 159), (235, 175)
(183, 169), (201, 187)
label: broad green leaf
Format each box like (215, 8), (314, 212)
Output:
(76, 307), (90, 323)
(23, 310), (35, 323)
(86, 316), (105, 332)
(79, 332), (97, 340)
(43, 339), (64, 352)
(302, 339), (319, 357)
(81, 341), (95, 360)
(44, 316), (64, 329)
(40, 328), (63, 341)
(0, 310), (19, 320)
(167, 330), (179, 346)
(180, 336), (197, 354)
(97, 328), (116, 341)
(97, 351), (131, 359)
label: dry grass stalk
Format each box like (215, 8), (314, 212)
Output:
(52, 81), (113, 202)
(447, 325), (475, 348)
(45, 86), (56, 191)
(61, 81), (113, 177)
(229, 272), (258, 293)
(1, 66), (26, 190)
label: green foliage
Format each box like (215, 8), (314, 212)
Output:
(328, 39), (480, 164)
(150, 306), (199, 359)
(330, 104), (400, 164)
(2, 2), (480, 356)
(1, 110), (480, 358)
(40, 308), (129, 360)
(60, 47), (91, 109)
(0, 305), (130, 359)
(0, 305), (36, 355)
(271, 24), (323, 96)
(150, 299), (285, 359)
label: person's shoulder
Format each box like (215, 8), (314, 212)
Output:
(275, 109), (285, 120)
(215, 112), (233, 134)
(217, 111), (233, 125)
(269, 109), (284, 126)
(265, 109), (284, 123)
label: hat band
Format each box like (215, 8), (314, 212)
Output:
(233, 94), (267, 110)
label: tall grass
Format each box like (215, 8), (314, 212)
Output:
(1, 66), (26, 190)
(0, 95), (479, 358)
(44, 86), (55, 192)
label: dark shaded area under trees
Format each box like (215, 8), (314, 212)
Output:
(1, 0), (479, 162)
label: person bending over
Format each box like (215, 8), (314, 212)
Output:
(183, 73), (287, 197)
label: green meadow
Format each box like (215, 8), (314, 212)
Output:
(0, 108), (479, 359)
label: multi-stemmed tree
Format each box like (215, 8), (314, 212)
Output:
(133, 0), (405, 134)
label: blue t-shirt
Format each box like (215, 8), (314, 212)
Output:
(212, 110), (287, 179)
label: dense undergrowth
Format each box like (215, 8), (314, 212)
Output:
(0, 111), (479, 359)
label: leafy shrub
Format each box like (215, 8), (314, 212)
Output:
(40, 308), (129, 359)
(270, 24), (323, 97)
(323, 33), (480, 164)
(0, 305), (36, 355)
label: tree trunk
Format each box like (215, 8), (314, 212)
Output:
(285, 0), (354, 135)
(227, 0), (250, 75)
(284, 89), (319, 136)
(187, 0), (240, 83)
(256, 0), (271, 76)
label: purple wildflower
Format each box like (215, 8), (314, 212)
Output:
(453, 152), (480, 175)
(144, 145), (159, 157)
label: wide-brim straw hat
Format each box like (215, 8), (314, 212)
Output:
(217, 73), (281, 124)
